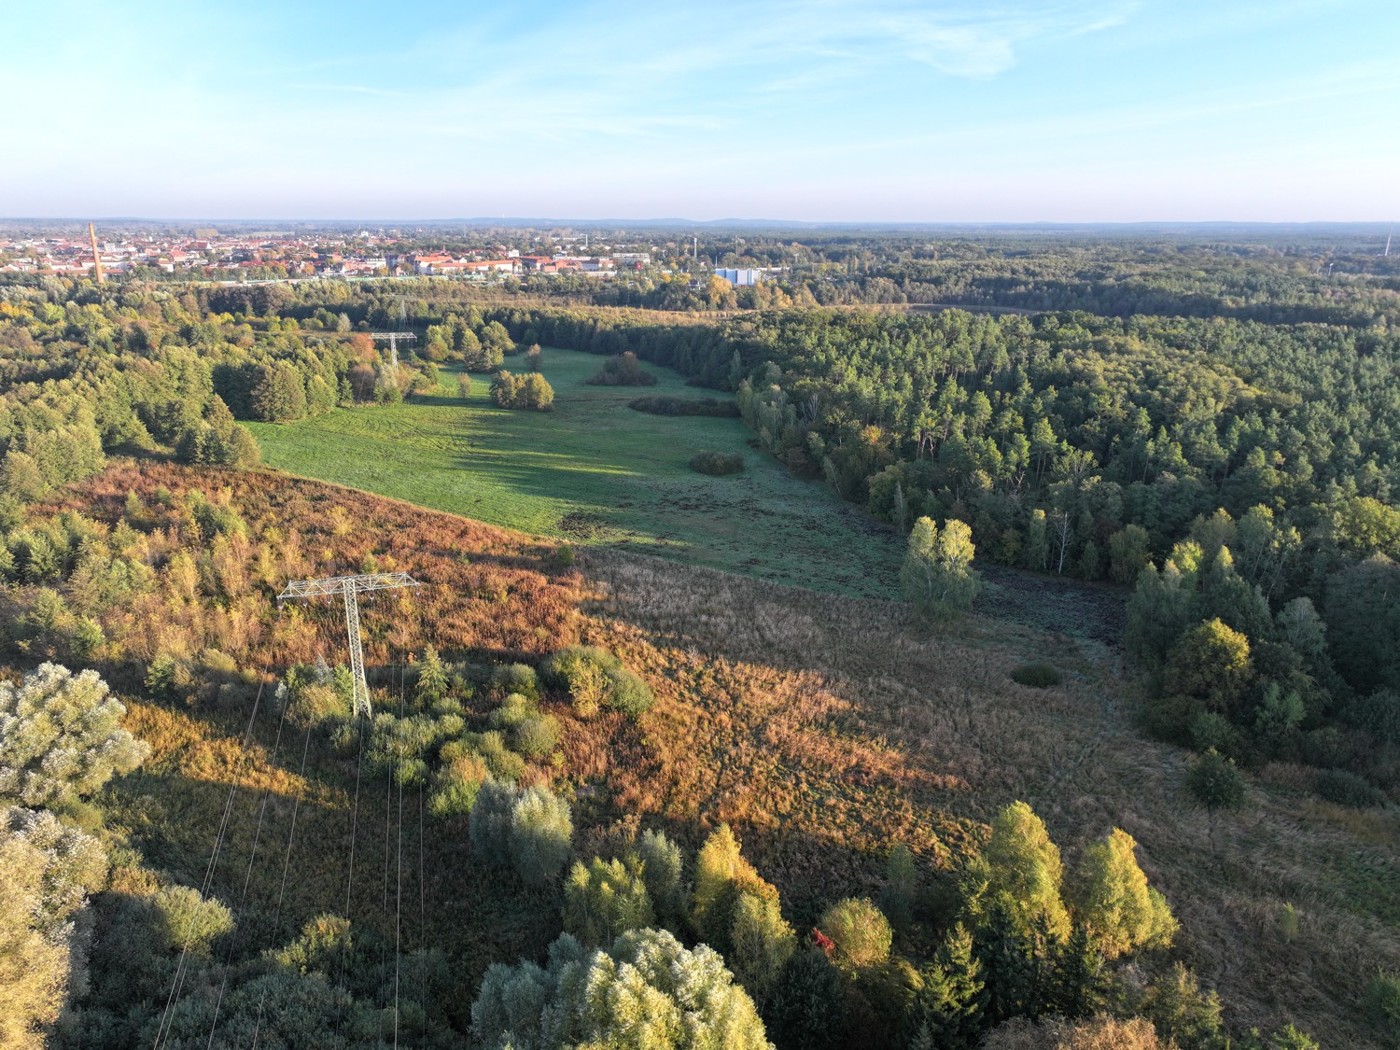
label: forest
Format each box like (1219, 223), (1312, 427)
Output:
(0, 231), (1397, 1048)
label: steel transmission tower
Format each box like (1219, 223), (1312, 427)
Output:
(368, 331), (417, 369)
(277, 572), (420, 717)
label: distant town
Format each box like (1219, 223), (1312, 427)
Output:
(0, 226), (771, 286)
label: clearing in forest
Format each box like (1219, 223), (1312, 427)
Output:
(248, 347), (904, 598)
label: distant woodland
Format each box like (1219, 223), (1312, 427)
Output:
(0, 232), (1397, 1047)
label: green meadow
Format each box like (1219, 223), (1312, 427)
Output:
(249, 347), (905, 596)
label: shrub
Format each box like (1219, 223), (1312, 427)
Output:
(509, 785), (573, 886)
(446, 732), (526, 783)
(689, 450), (745, 476)
(1365, 970), (1400, 1032)
(428, 777), (484, 820)
(1187, 751), (1246, 810)
(0, 663), (149, 808)
(541, 645), (619, 717)
(488, 692), (536, 731)
(1189, 711), (1240, 755)
(605, 666), (655, 718)
(271, 914), (352, 976)
(817, 897), (892, 971)
(155, 885), (235, 954)
(586, 351), (657, 386)
(1010, 663), (1063, 688)
(1314, 768), (1384, 808)
(469, 779), (520, 861)
(511, 713), (561, 760)
(492, 663), (539, 702)
(628, 395), (740, 417)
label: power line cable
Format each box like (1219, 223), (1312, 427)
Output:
(249, 707), (315, 1049)
(151, 682), (264, 1050)
(204, 678), (293, 1047)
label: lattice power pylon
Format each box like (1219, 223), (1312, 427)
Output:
(368, 331), (418, 369)
(277, 572), (420, 717)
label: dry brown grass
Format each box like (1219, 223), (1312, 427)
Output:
(576, 548), (1400, 1048)
(28, 462), (1399, 1044)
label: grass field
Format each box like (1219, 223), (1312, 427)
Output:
(249, 348), (905, 598)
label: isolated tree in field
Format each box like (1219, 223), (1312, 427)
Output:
(0, 663), (149, 808)
(472, 928), (769, 1049)
(518, 372), (554, 410)
(901, 516), (980, 622)
(964, 800), (1071, 943)
(1065, 828), (1177, 960)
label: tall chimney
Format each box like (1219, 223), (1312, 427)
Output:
(89, 223), (105, 284)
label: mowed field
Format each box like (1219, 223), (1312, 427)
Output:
(250, 348), (904, 598)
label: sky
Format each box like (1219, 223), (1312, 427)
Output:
(3, 0), (1398, 222)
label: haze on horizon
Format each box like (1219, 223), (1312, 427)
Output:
(5, 0), (1397, 224)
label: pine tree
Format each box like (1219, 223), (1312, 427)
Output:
(906, 923), (986, 1050)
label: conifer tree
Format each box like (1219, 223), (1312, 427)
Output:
(906, 923), (986, 1050)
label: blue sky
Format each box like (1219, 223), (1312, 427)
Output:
(4, 0), (1397, 221)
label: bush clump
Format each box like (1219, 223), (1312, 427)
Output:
(1365, 970), (1400, 1031)
(444, 731), (526, 783)
(492, 663), (539, 703)
(1314, 768), (1385, 808)
(689, 450), (744, 476)
(604, 667), (655, 717)
(512, 713), (561, 759)
(1186, 751), (1246, 810)
(490, 370), (554, 410)
(816, 897), (892, 971)
(628, 395), (739, 417)
(1010, 662), (1063, 688)
(586, 351), (657, 386)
